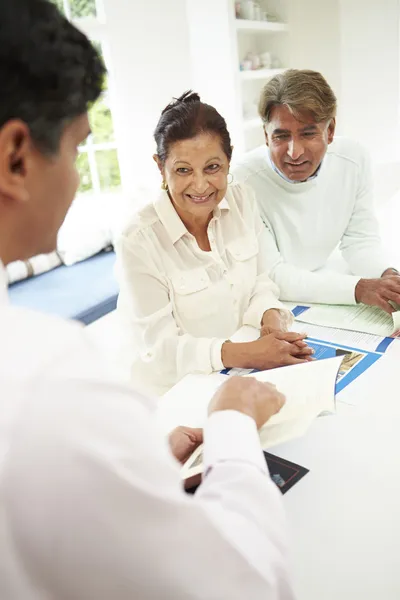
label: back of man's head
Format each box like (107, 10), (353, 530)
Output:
(0, 0), (106, 265)
(259, 69), (337, 125)
(0, 0), (105, 155)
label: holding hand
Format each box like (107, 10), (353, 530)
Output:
(222, 331), (314, 371)
(260, 308), (290, 336)
(355, 273), (400, 314)
(208, 376), (285, 430)
(169, 426), (203, 464)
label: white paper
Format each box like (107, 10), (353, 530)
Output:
(296, 322), (389, 353)
(293, 303), (400, 337)
(170, 357), (343, 480)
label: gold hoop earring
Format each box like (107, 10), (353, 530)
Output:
(227, 173), (234, 185)
(161, 180), (169, 191)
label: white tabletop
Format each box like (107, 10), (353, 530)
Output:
(273, 415), (400, 600)
(158, 325), (400, 599)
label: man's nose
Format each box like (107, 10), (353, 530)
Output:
(287, 139), (304, 161)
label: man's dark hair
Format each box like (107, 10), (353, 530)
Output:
(0, 0), (106, 154)
(154, 91), (233, 163)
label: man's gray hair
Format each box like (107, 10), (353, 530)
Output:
(259, 69), (337, 124)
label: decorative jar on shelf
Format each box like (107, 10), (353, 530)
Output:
(241, 0), (255, 20)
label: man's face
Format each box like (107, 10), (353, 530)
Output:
(24, 114), (91, 256)
(0, 113), (90, 262)
(265, 105), (335, 182)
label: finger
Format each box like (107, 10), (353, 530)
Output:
(293, 340), (308, 348)
(291, 346), (315, 357)
(383, 291), (400, 307)
(384, 277), (400, 291)
(275, 331), (307, 342)
(288, 342), (314, 355)
(185, 428), (204, 445)
(374, 297), (395, 314)
(284, 356), (310, 365)
(275, 391), (286, 409)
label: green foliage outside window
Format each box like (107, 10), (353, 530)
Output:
(50, 0), (121, 194)
(70, 0), (97, 19)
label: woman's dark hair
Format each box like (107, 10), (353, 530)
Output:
(0, 0), (106, 155)
(154, 91), (233, 163)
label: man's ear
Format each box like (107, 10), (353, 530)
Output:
(263, 126), (270, 148)
(0, 120), (31, 204)
(327, 118), (336, 145)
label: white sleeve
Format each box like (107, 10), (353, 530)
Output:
(242, 186), (293, 328)
(116, 234), (226, 389)
(339, 148), (390, 277)
(6, 367), (294, 600)
(259, 221), (360, 305)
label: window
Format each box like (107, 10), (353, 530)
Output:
(51, 0), (121, 196)
(52, 0), (101, 21)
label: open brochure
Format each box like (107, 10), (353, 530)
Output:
(288, 303), (400, 337)
(222, 322), (398, 396)
(178, 357), (343, 481)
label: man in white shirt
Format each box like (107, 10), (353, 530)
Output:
(0, 2), (294, 598)
(233, 69), (400, 312)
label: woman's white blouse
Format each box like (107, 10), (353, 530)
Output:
(116, 182), (289, 394)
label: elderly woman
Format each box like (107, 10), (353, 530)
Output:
(116, 92), (313, 394)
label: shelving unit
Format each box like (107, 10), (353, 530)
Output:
(243, 117), (263, 131)
(186, 0), (290, 154)
(235, 2), (290, 151)
(240, 67), (285, 81)
(236, 19), (288, 33)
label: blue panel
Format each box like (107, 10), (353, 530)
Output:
(292, 305), (310, 318)
(8, 250), (119, 325)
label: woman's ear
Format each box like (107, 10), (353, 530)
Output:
(153, 154), (163, 174)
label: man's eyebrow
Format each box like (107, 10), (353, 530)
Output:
(300, 124), (318, 132)
(272, 128), (290, 135)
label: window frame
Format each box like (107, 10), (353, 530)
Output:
(61, 0), (122, 196)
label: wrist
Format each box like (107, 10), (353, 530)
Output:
(221, 340), (255, 369)
(355, 278), (367, 303)
(261, 308), (286, 331)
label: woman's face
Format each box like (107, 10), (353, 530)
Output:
(157, 132), (230, 220)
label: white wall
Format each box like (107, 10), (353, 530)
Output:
(339, 0), (400, 164)
(103, 0), (192, 189)
(287, 0), (400, 201)
(288, 0), (342, 102)
(102, 0), (400, 200)
(186, 0), (243, 151)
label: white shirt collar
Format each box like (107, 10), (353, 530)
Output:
(0, 261), (9, 306)
(267, 149), (322, 184)
(153, 190), (230, 245)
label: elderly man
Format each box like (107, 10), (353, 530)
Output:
(0, 1), (293, 599)
(234, 69), (400, 313)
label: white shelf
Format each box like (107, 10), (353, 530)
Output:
(236, 19), (288, 33)
(243, 117), (263, 131)
(240, 68), (285, 81)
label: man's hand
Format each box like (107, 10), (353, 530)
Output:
(208, 376), (285, 430)
(355, 275), (400, 313)
(169, 426), (203, 464)
(382, 268), (400, 278)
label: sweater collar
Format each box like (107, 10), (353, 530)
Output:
(267, 149), (322, 184)
(0, 261), (9, 306)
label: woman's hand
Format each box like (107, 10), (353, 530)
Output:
(260, 308), (290, 336)
(222, 331), (314, 371)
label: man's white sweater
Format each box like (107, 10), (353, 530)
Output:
(233, 137), (389, 305)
